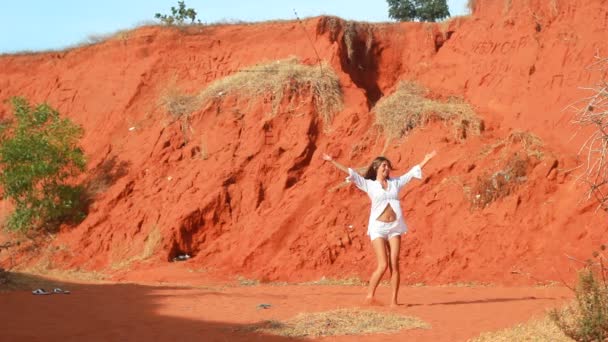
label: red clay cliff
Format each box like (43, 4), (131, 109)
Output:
(0, 0), (606, 285)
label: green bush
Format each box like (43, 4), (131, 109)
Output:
(155, 1), (200, 25)
(0, 97), (87, 232)
(550, 246), (608, 341)
(387, 0), (450, 22)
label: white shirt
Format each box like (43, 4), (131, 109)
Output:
(347, 165), (422, 232)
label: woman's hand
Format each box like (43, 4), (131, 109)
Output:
(420, 150), (437, 168)
(322, 153), (349, 173)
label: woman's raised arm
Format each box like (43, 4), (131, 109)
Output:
(419, 150), (437, 169)
(323, 153), (368, 192)
(322, 153), (350, 174)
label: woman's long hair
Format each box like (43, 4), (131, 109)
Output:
(363, 156), (394, 180)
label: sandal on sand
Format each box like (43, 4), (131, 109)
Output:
(32, 288), (51, 295)
(52, 288), (70, 294)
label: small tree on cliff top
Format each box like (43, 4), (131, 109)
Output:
(0, 97), (86, 232)
(387, 0), (450, 22)
(155, 1), (200, 25)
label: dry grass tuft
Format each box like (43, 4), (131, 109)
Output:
(1, 269), (107, 292)
(158, 78), (199, 144)
(111, 225), (162, 270)
(470, 131), (545, 208)
(344, 21), (358, 62)
(343, 21), (375, 63)
(550, 251), (608, 342)
(85, 29), (131, 45)
(140, 225), (162, 260)
(503, 0), (513, 15)
(245, 308), (429, 337)
(373, 81), (482, 139)
(479, 130), (545, 159)
(318, 17), (377, 61)
(549, 306), (584, 341)
(507, 130), (544, 158)
(300, 276), (366, 286)
(198, 136), (209, 160)
(467, 0), (477, 14)
(236, 275), (260, 286)
(469, 316), (573, 342)
(470, 152), (531, 208)
(12, 241), (106, 283)
(67, 26), (141, 50)
(159, 80), (200, 119)
(16, 267), (106, 284)
(1, 271), (66, 293)
(197, 57), (343, 126)
(549, 0), (559, 16)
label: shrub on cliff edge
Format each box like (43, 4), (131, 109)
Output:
(155, 1), (200, 25)
(387, 0), (450, 22)
(0, 97), (86, 232)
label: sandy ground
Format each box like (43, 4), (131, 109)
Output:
(1, 271), (572, 342)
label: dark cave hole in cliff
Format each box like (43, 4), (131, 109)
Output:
(168, 243), (194, 262)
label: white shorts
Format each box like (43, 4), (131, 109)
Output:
(368, 219), (407, 241)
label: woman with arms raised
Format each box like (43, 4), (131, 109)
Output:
(322, 150), (436, 306)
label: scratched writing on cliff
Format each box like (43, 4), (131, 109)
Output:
(472, 36), (530, 55)
(165, 48), (242, 83)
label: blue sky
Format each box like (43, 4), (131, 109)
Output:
(0, 0), (468, 53)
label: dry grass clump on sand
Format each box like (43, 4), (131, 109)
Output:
(479, 130), (545, 160)
(236, 275), (260, 286)
(505, 130), (544, 158)
(1, 269), (105, 292)
(299, 276), (366, 286)
(244, 308), (429, 337)
(469, 316), (573, 342)
(159, 80), (200, 119)
(373, 81), (482, 139)
(197, 57), (343, 126)
(471, 152), (531, 208)
(470, 130), (545, 208)
(111, 225), (162, 270)
(0, 271), (62, 293)
(158, 79), (199, 144)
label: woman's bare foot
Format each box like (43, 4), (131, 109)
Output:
(364, 296), (381, 306)
(390, 301), (400, 307)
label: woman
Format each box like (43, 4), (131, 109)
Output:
(322, 150), (436, 306)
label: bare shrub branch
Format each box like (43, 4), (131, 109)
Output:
(572, 56), (608, 211)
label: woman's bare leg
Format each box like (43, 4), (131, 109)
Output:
(387, 235), (401, 306)
(366, 238), (388, 303)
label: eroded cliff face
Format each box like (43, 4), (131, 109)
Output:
(0, 0), (606, 284)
